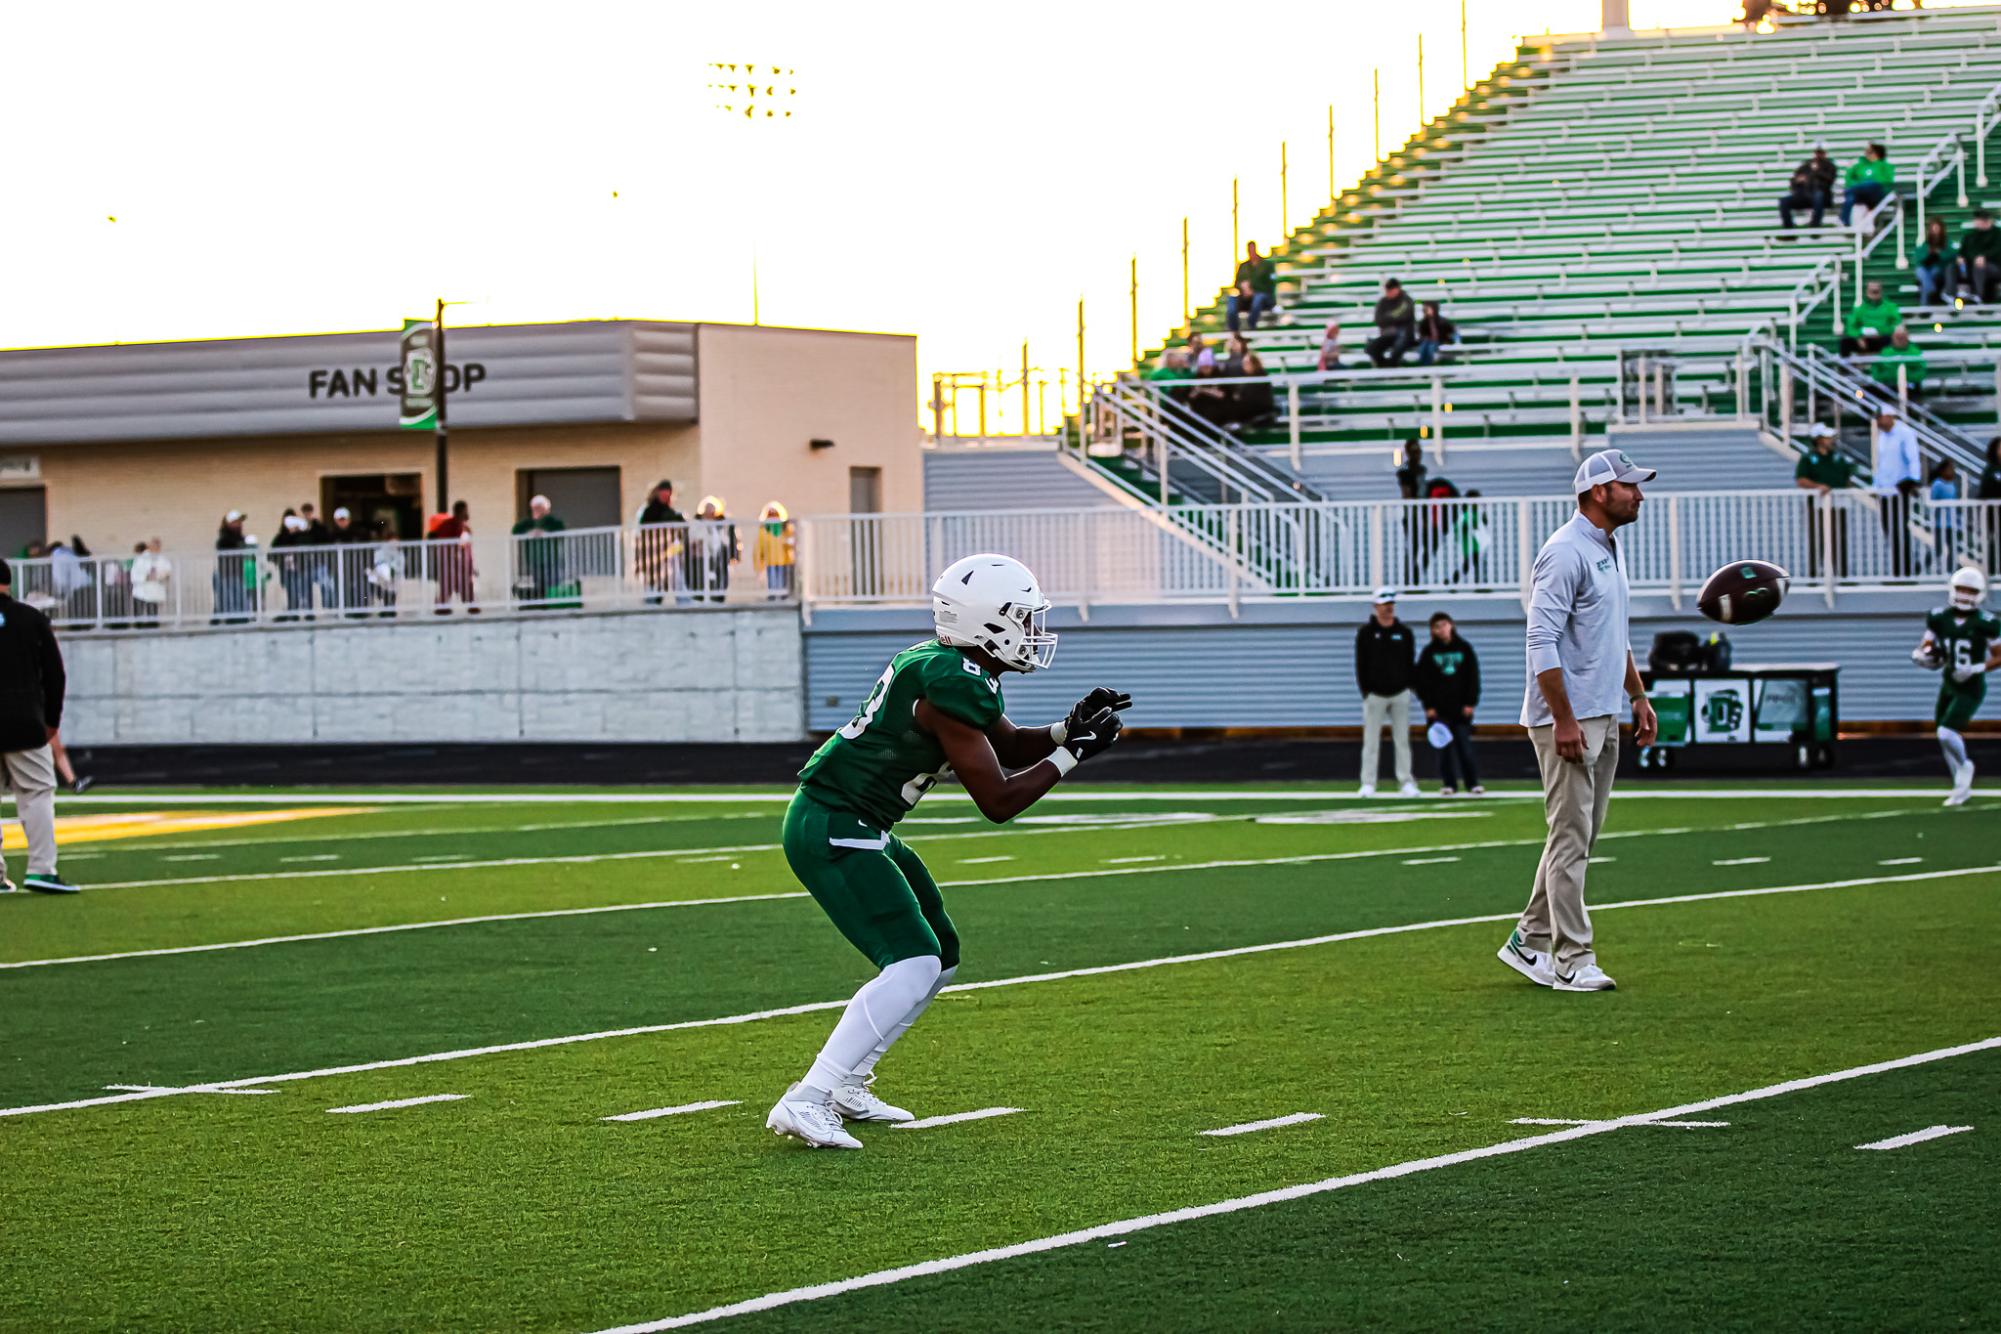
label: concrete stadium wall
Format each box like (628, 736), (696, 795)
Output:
(62, 608), (805, 745)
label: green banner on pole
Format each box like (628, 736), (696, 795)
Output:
(398, 318), (438, 430)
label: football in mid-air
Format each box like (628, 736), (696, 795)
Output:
(1698, 560), (1790, 626)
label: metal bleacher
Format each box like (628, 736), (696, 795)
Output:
(1124, 5), (2001, 498)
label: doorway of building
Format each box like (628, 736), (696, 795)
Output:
(321, 474), (424, 539)
(0, 487), (47, 555)
(848, 466), (883, 595)
(517, 467), (622, 529)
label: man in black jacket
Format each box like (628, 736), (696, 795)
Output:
(0, 559), (77, 893)
(1355, 588), (1418, 796)
(1366, 278), (1417, 368)
(1414, 611), (1484, 795)
(637, 479), (688, 606)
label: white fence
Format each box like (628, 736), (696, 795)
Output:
(16, 522), (797, 631)
(797, 492), (2001, 610)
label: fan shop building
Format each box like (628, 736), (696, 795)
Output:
(0, 320), (920, 554)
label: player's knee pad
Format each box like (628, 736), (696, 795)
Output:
(1938, 725), (1960, 743)
(878, 953), (941, 1006)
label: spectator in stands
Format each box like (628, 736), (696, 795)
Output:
(1145, 348), (1196, 413)
(367, 527), (403, 617)
(1366, 278), (1417, 367)
(1870, 326), (1927, 403)
(212, 511), (251, 624)
(1355, 588), (1418, 798)
(1796, 424), (1854, 578)
(1930, 458), (1963, 569)
(1778, 146), (1837, 231)
(756, 501), (796, 600)
(692, 496), (738, 603)
(1225, 352), (1277, 431)
(1415, 612), (1483, 796)
(1914, 218), (1955, 306)
(511, 494), (568, 607)
(432, 500), (477, 613)
(1957, 210), (2001, 303)
(1316, 321), (1344, 372)
(130, 538), (170, 629)
(1839, 142), (1892, 228)
(271, 512), (312, 621)
(1451, 489), (1492, 585)
(637, 479), (687, 607)
(1395, 437), (1427, 499)
(1221, 335), (1250, 377)
(1227, 242), (1278, 334)
(1873, 406), (1923, 578)
(329, 506), (370, 615)
(1186, 333), (1217, 372)
(1415, 301), (1459, 367)
(1839, 280), (1899, 357)
(48, 538), (92, 623)
(298, 502), (335, 613)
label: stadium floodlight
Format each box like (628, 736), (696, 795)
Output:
(705, 62), (800, 325)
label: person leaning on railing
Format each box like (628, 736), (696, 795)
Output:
(328, 507), (371, 616)
(130, 538), (170, 629)
(1838, 280), (1900, 357)
(1838, 141), (1892, 228)
(755, 502), (796, 600)
(636, 479), (687, 607)
(1795, 423), (1855, 579)
(212, 511), (252, 624)
(1957, 209), (2001, 304)
(510, 494), (568, 609)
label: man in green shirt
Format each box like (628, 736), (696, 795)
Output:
(1958, 209), (2001, 302)
(509, 494), (568, 606)
(765, 554), (1129, 1149)
(1795, 424), (1855, 577)
(1839, 141), (1893, 227)
(1227, 241), (1278, 334)
(1870, 327), (1928, 402)
(1839, 280), (1900, 356)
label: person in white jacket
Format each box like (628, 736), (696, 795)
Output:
(130, 538), (172, 628)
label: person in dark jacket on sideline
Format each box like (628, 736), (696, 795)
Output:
(0, 558), (77, 893)
(1355, 588), (1418, 796)
(1414, 611), (1484, 796)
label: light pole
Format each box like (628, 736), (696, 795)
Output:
(707, 62), (798, 325)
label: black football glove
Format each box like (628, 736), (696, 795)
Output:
(1061, 706), (1123, 763)
(1061, 688), (1132, 742)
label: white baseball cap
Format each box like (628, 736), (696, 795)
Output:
(1573, 448), (1656, 492)
(225, 509), (245, 522)
(1371, 586), (1397, 604)
(1808, 422), (1835, 438)
(333, 506), (351, 520)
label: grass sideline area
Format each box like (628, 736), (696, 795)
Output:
(2, 783), (1996, 1330)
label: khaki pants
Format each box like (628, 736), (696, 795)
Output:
(2, 745), (57, 877)
(1520, 715), (1618, 971)
(1359, 692), (1413, 787)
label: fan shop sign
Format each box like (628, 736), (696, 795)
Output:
(305, 362), (488, 400)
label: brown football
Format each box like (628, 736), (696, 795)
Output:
(1697, 560), (1790, 626)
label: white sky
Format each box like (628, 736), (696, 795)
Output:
(3, 0), (1988, 425)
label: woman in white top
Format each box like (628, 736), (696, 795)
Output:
(130, 538), (172, 628)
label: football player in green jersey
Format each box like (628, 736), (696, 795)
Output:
(766, 553), (1131, 1149)
(1910, 567), (2000, 807)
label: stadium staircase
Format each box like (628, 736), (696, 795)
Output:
(1084, 4), (2001, 502)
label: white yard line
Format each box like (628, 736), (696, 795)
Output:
(1102, 855), (1165, 865)
(892, 1108), (1023, 1131)
(602, 1100), (741, 1123)
(1200, 1112), (1324, 1137)
(325, 1093), (466, 1115)
(8, 809), (1945, 970)
(4, 863), (1994, 1121)
(590, 1037), (2001, 1332)
(1510, 1117), (1728, 1129)
(279, 854), (341, 864)
(1855, 1124), (1974, 1151)
(1402, 856), (1461, 866)
(1878, 857), (1924, 866)
(1713, 857), (1771, 867)
(161, 854), (219, 863)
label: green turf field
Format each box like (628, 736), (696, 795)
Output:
(2, 783), (1997, 1331)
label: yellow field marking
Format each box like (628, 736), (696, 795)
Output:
(0, 807), (372, 851)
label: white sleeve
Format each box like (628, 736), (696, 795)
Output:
(1524, 546), (1576, 676)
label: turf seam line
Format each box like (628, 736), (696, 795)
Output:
(4, 863), (1993, 1121)
(589, 1037), (2001, 1332)
(23, 808), (1956, 969)
(1854, 1124), (1975, 1151)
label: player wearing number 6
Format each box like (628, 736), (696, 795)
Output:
(1911, 568), (1999, 807)
(766, 554), (1131, 1149)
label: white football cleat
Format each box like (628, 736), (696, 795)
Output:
(1357, 783), (1377, 798)
(766, 1086), (862, 1149)
(831, 1076), (914, 1124)
(1554, 963), (1618, 992)
(1945, 762), (1975, 807)
(1398, 781), (1422, 798)
(1497, 930), (1555, 987)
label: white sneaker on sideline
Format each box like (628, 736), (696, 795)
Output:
(1496, 930), (1555, 987)
(1470, 785), (1487, 796)
(1554, 963), (1618, 992)
(1358, 783), (1377, 798)
(766, 1085), (863, 1149)
(1945, 761), (1975, 807)
(832, 1076), (913, 1124)
(1398, 781), (1422, 798)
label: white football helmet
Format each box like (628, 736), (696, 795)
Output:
(1949, 567), (1986, 612)
(932, 553), (1057, 672)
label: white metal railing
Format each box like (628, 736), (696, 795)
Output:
(798, 494), (2001, 611)
(17, 521), (798, 633)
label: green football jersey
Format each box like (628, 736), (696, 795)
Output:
(1927, 605), (2001, 687)
(799, 639), (1006, 830)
